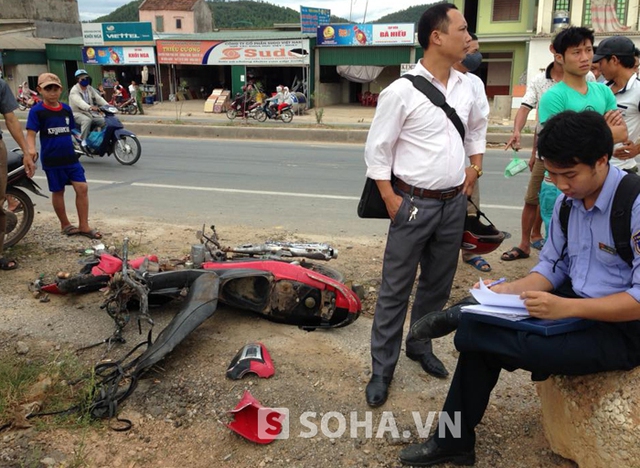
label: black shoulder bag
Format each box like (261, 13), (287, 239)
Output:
(357, 75), (466, 219)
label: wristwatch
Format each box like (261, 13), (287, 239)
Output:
(470, 164), (483, 178)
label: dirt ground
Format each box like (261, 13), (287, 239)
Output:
(0, 212), (577, 468)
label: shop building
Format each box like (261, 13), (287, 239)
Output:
(155, 31), (313, 102)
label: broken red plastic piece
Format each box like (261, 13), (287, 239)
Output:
(226, 342), (275, 380)
(226, 390), (285, 444)
(91, 253), (159, 276)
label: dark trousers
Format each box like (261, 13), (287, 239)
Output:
(436, 316), (640, 450)
(0, 138), (7, 255)
(370, 190), (466, 378)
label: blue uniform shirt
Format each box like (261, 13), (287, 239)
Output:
(532, 165), (640, 302)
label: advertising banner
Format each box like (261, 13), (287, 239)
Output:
(82, 22), (154, 46)
(157, 39), (310, 66)
(82, 46), (156, 65)
(157, 40), (223, 65)
(300, 6), (331, 34)
(317, 23), (414, 46)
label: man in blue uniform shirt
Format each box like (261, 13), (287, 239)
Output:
(401, 110), (640, 466)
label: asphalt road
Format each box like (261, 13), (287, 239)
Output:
(7, 135), (527, 237)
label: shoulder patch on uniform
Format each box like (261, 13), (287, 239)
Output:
(633, 230), (640, 255)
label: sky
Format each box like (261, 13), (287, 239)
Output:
(77, 0), (436, 23)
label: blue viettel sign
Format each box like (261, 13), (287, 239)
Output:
(82, 22), (154, 46)
(102, 22), (153, 43)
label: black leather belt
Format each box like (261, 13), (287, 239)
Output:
(395, 179), (463, 201)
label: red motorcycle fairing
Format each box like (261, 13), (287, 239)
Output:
(202, 260), (360, 316)
(227, 390), (285, 444)
(226, 342), (275, 380)
(146, 267), (360, 329)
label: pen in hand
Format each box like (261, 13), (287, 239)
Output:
(487, 277), (506, 288)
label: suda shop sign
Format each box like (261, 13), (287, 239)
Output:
(157, 39), (310, 66)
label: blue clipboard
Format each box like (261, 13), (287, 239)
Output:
(462, 312), (594, 336)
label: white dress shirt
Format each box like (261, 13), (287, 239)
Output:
(610, 74), (640, 170)
(364, 60), (488, 190)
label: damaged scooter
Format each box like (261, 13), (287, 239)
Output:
(49, 236), (361, 424)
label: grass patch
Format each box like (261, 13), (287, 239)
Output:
(0, 349), (97, 431)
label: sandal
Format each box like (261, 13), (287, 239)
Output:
(62, 225), (81, 236)
(500, 247), (530, 261)
(78, 228), (103, 240)
(0, 257), (18, 270)
(464, 256), (491, 272)
(531, 238), (545, 250)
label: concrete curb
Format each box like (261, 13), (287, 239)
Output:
(125, 122), (536, 149)
(126, 122), (371, 144)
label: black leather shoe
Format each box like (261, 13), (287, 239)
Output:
(411, 308), (461, 340)
(406, 351), (449, 378)
(399, 436), (475, 466)
(365, 374), (391, 407)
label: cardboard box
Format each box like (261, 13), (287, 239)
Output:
(205, 89), (228, 113)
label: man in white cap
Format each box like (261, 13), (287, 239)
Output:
(594, 35), (640, 173)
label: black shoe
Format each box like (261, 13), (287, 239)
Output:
(411, 309), (461, 340)
(365, 374), (391, 407)
(399, 436), (475, 466)
(406, 351), (449, 378)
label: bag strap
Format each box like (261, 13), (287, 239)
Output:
(611, 172), (640, 267)
(402, 74), (465, 141)
(559, 172), (640, 268)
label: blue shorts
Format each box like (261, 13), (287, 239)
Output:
(44, 163), (86, 193)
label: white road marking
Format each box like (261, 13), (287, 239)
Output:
(132, 182), (359, 200)
(32, 176), (523, 210)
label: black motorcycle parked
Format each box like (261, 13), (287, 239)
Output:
(3, 149), (47, 248)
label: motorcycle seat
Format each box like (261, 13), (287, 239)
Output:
(7, 150), (24, 173)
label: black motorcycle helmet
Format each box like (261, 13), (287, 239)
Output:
(461, 201), (506, 255)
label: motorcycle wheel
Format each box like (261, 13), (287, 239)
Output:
(281, 110), (294, 123)
(3, 187), (35, 249)
(113, 135), (141, 165)
(18, 103), (27, 111)
(301, 263), (346, 283)
(255, 109), (267, 122)
(226, 109), (237, 120)
(127, 105), (138, 115)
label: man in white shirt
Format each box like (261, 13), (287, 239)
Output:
(594, 36), (640, 173)
(453, 32), (491, 272)
(363, 3), (488, 407)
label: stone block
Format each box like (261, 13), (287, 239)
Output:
(537, 368), (640, 468)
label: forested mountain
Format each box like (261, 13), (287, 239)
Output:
(94, 0), (143, 23)
(93, 0), (349, 28)
(374, 4), (431, 24)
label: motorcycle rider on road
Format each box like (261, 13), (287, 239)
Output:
(266, 86), (284, 118)
(69, 69), (108, 146)
(277, 86), (294, 116)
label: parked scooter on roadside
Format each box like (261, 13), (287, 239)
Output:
(16, 82), (41, 111)
(255, 101), (294, 123)
(74, 105), (141, 165)
(3, 149), (47, 248)
(226, 93), (261, 120)
(108, 95), (138, 115)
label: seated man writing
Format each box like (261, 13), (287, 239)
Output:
(400, 110), (640, 467)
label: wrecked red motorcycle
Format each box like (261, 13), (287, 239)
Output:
(36, 234), (361, 424)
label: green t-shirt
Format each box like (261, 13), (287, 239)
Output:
(538, 81), (617, 125)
